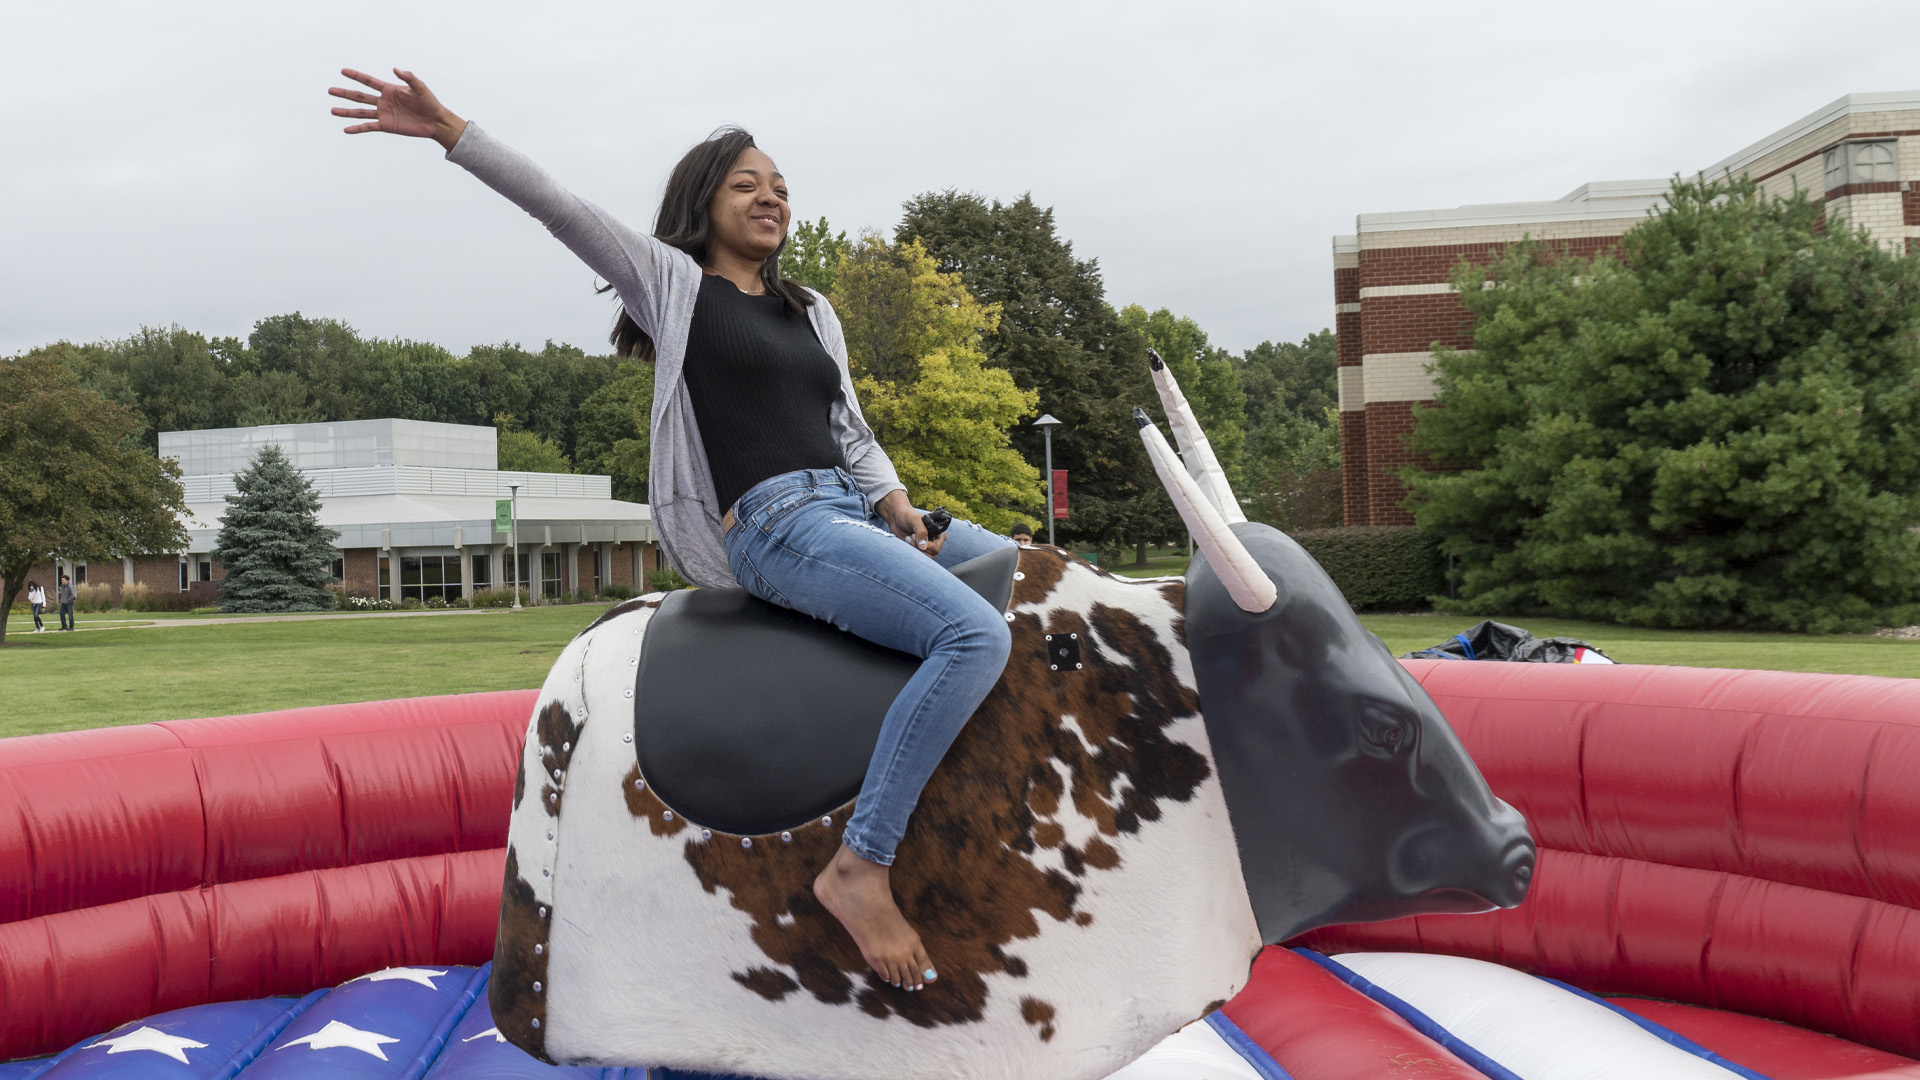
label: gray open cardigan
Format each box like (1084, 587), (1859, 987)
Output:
(447, 123), (905, 589)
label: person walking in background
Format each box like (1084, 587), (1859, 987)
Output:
(26, 581), (47, 633)
(1010, 523), (1035, 548)
(56, 573), (75, 631)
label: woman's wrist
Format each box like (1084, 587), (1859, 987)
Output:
(433, 115), (469, 152)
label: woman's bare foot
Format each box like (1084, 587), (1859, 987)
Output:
(813, 844), (936, 990)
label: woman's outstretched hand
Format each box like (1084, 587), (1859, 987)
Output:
(329, 68), (467, 151)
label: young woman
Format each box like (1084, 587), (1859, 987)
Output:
(26, 581), (46, 633)
(329, 68), (1013, 992)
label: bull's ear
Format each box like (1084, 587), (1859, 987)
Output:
(1136, 409), (1277, 613)
(1147, 349), (1246, 525)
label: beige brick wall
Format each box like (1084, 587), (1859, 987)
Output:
(1362, 352), (1442, 405)
(1338, 366), (1366, 413)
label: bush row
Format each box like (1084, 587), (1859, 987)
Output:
(1292, 526), (1444, 611)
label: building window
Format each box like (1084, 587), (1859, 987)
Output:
(179, 559), (188, 591)
(504, 553), (531, 590)
(593, 549), (603, 593)
(397, 555), (464, 602)
(471, 553), (492, 589)
(378, 555), (391, 600)
(542, 552), (563, 599)
(198, 559), (212, 583)
(1825, 140), (1899, 190)
(331, 557), (345, 583)
(73, 563), (88, 585)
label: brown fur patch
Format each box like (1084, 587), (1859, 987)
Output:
(579, 596), (662, 637)
(536, 701), (581, 818)
(623, 764), (691, 838)
(1020, 997), (1057, 1042)
(490, 846), (555, 1062)
(652, 550), (1210, 1031)
(736, 966), (802, 1002)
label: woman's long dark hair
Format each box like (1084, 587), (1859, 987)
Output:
(601, 127), (814, 361)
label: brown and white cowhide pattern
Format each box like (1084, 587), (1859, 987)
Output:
(492, 551), (1261, 1080)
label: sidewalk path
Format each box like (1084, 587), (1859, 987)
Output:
(75, 608), (532, 630)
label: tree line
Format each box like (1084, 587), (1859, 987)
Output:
(18, 192), (1340, 563)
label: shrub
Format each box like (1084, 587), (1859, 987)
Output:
(1292, 526), (1444, 611)
(124, 588), (199, 612)
(472, 587), (530, 609)
(74, 582), (115, 612)
(425, 595), (449, 609)
(346, 595), (394, 611)
(600, 583), (636, 601)
(646, 567), (689, 593)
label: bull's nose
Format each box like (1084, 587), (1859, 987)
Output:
(1499, 840), (1536, 908)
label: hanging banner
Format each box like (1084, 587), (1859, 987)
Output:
(1052, 470), (1069, 519)
(496, 499), (513, 532)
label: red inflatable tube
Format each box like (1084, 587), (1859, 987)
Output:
(1222, 946), (1483, 1079)
(1607, 998), (1920, 1080)
(0, 690), (534, 926)
(1297, 662), (1920, 1059)
(0, 691), (533, 1061)
(0, 849), (504, 1061)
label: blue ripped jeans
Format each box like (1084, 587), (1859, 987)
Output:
(724, 468), (1015, 865)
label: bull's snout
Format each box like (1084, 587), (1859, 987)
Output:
(1484, 835), (1536, 909)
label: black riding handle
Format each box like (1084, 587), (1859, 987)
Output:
(922, 507), (952, 542)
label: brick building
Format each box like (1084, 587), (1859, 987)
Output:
(1336, 90), (1920, 526)
(12, 419), (660, 606)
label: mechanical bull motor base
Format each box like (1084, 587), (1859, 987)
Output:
(487, 357), (1532, 1080)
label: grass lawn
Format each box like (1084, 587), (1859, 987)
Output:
(4, 581), (1914, 740)
(0, 605), (614, 738)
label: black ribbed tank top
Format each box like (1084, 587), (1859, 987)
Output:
(681, 273), (848, 514)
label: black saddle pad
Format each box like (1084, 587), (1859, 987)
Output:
(632, 546), (1020, 835)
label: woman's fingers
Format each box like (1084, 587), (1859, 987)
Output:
(328, 86), (378, 105)
(342, 122), (382, 134)
(338, 67), (392, 92)
(331, 107), (378, 120)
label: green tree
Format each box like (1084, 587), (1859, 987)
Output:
(238, 313), (375, 424)
(832, 237), (1041, 531)
(1408, 175), (1920, 631)
(212, 444), (341, 612)
(574, 364), (654, 502)
(495, 414), (574, 474)
(780, 216), (851, 294)
(898, 192), (1176, 559)
(0, 352), (188, 642)
(1239, 330), (1342, 531)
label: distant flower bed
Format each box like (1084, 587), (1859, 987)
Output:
(345, 596), (395, 611)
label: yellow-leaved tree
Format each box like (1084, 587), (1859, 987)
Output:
(833, 236), (1042, 533)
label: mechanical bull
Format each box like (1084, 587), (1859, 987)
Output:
(487, 354), (1534, 1080)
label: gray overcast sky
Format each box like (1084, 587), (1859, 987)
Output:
(7, 1), (1920, 360)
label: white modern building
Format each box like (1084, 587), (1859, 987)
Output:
(144, 419), (658, 602)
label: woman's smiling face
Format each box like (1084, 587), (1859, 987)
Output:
(707, 145), (789, 267)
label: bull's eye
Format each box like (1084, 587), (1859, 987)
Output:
(1359, 704), (1414, 757)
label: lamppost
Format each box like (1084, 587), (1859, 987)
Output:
(508, 481), (522, 610)
(1032, 413), (1063, 547)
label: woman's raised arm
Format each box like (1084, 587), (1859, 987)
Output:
(327, 67), (682, 340)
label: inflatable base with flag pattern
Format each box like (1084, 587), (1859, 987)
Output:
(6, 662), (1920, 1079)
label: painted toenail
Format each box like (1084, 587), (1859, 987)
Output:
(924, 968), (938, 981)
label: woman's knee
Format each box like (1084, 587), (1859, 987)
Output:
(939, 599), (1011, 666)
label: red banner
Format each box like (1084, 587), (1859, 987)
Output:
(1052, 470), (1068, 519)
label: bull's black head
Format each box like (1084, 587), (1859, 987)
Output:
(1185, 521), (1535, 945)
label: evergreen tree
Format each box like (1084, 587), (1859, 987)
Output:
(212, 444), (340, 612)
(1409, 175), (1920, 631)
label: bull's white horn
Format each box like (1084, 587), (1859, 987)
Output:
(1135, 408), (1277, 613)
(1147, 349), (1246, 525)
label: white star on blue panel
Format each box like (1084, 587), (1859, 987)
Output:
(87, 1026), (209, 1064)
(277, 1019), (403, 1060)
